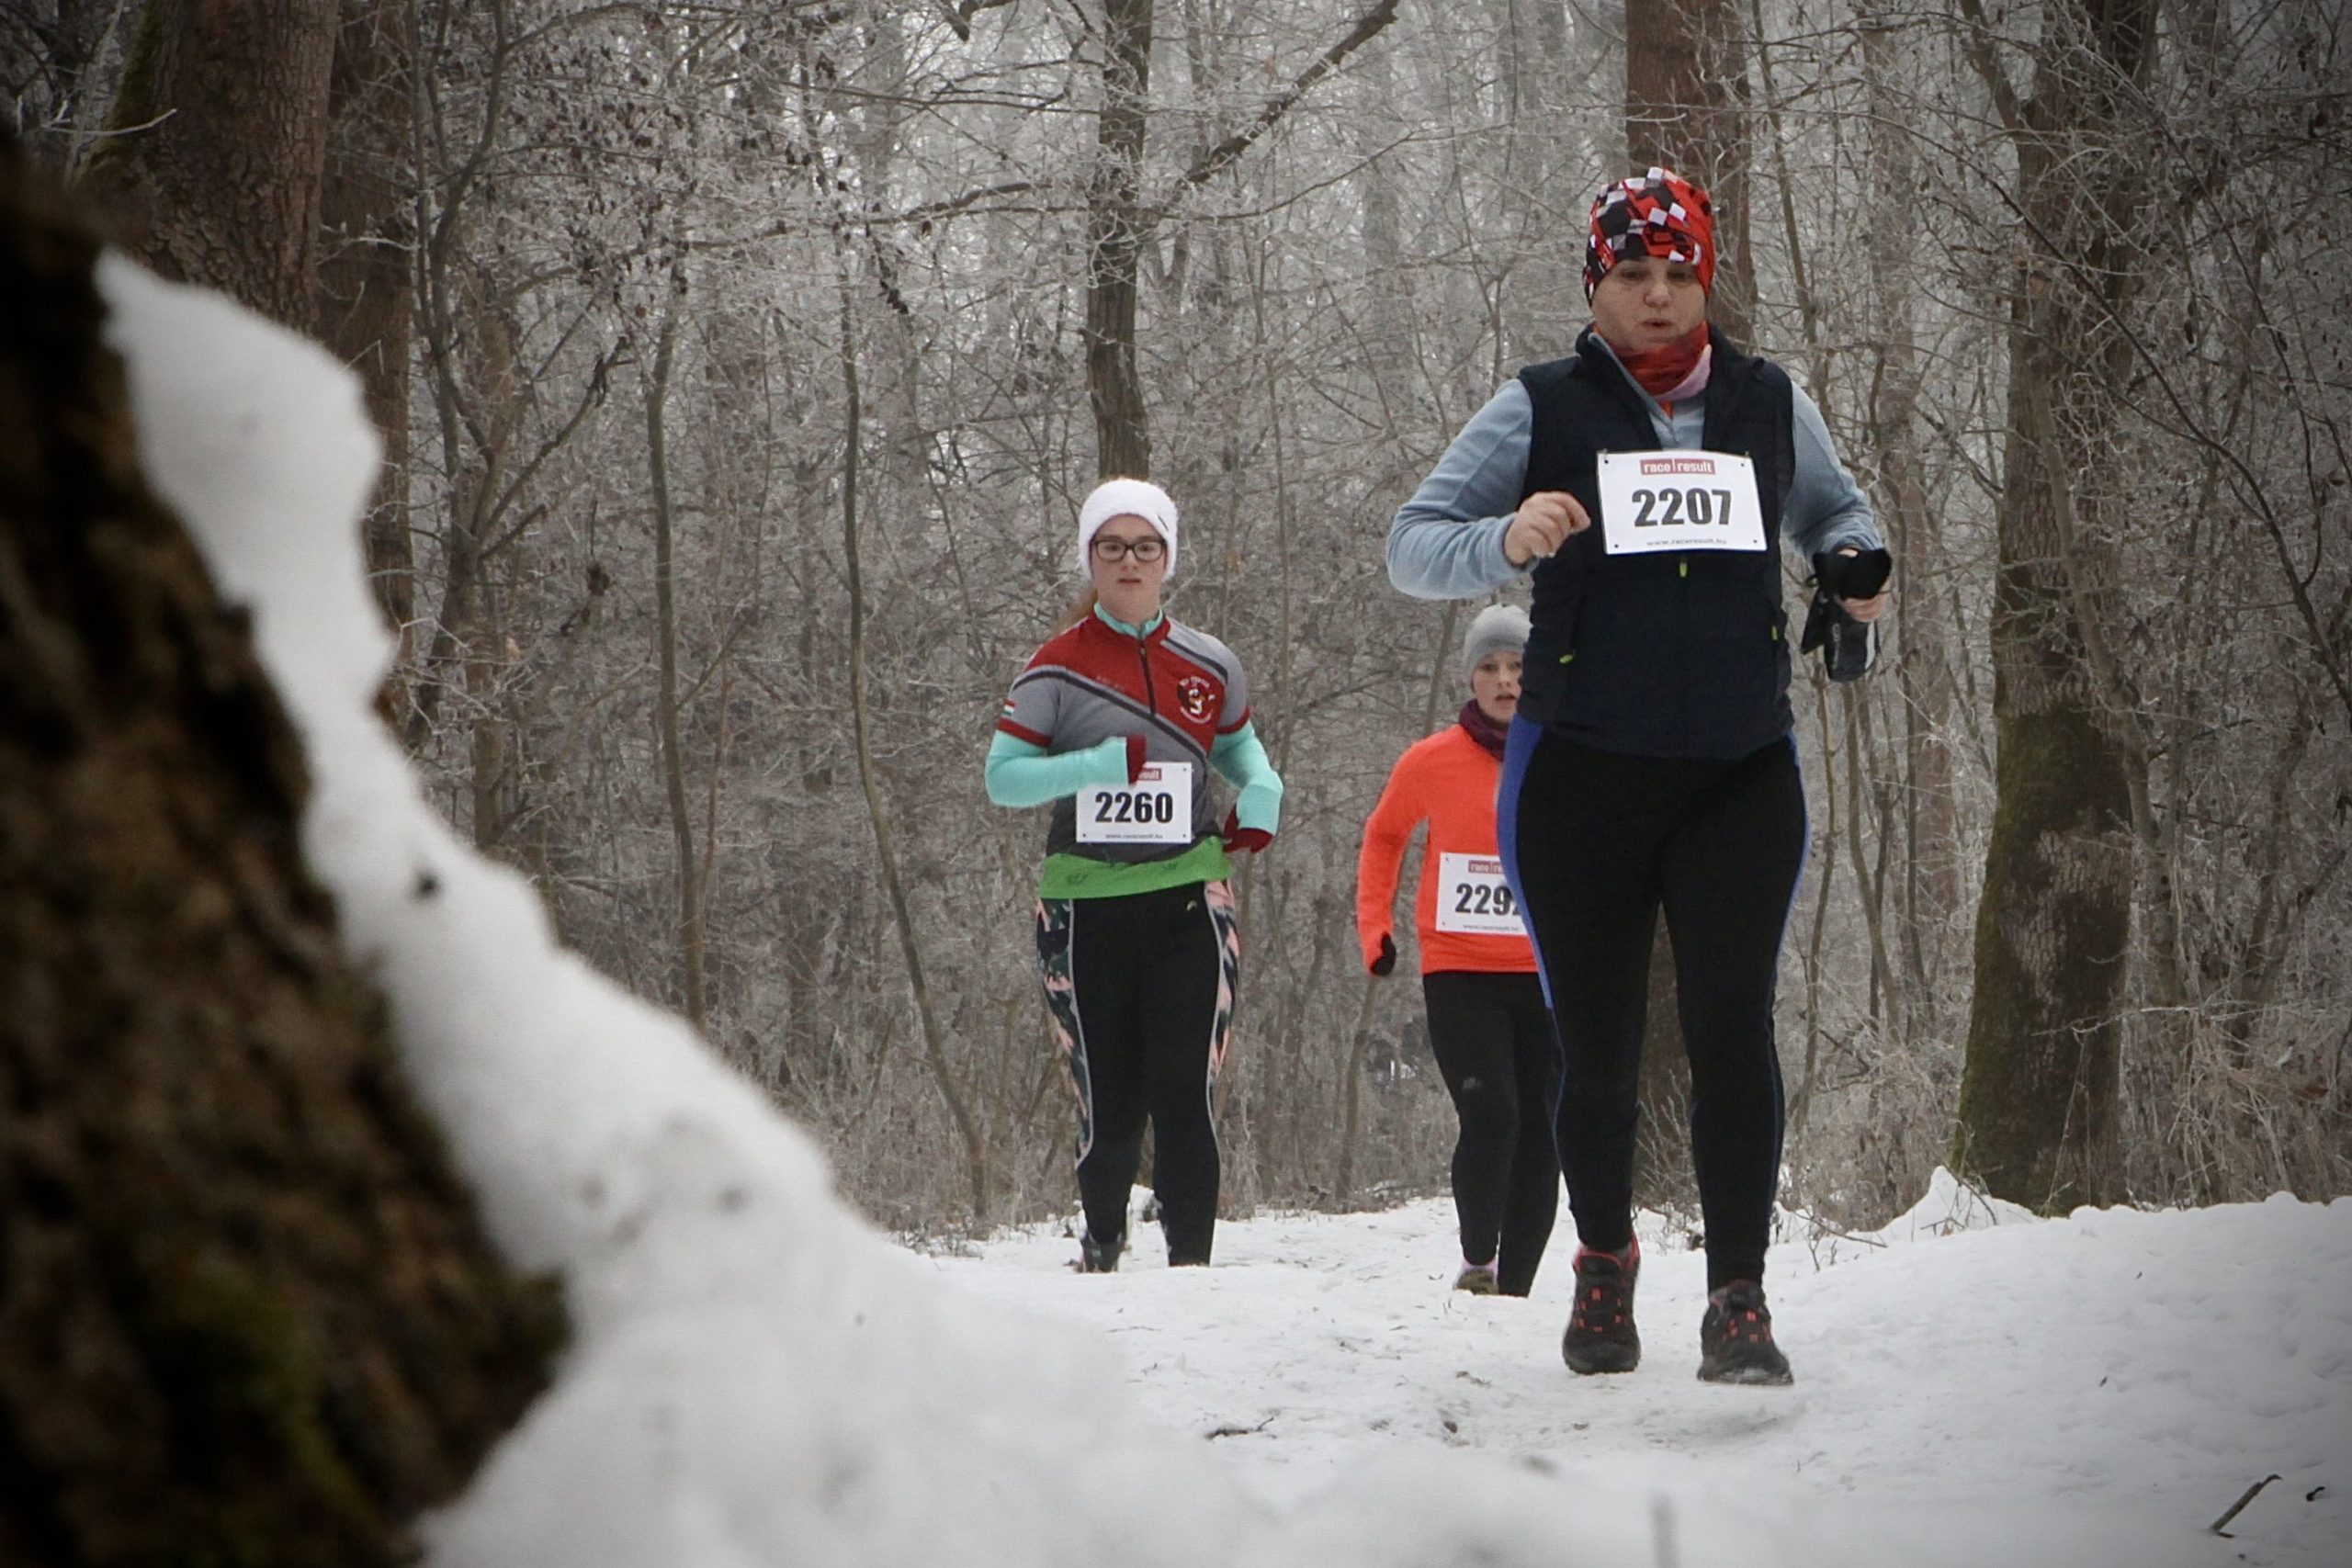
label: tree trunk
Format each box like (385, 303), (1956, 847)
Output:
(1354, 39), (1408, 408)
(648, 283), (708, 1032)
(1623, 0), (1754, 344)
(0, 137), (555, 1568)
(840, 279), (991, 1222)
(1953, 0), (2158, 1211)
(316, 0), (418, 687)
(79, 0), (341, 328)
(1493, 0), (1605, 344)
(1085, 0), (1155, 479)
(1083, 0), (1398, 481)
(0, 0), (121, 175)
(1955, 520), (2134, 1211)
(1856, 11), (1962, 1035)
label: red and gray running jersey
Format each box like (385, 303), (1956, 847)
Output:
(997, 613), (1251, 863)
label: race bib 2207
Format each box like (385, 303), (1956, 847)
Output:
(1597, 450), (1766, 555)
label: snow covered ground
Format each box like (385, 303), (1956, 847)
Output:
(937, 1177), (2352, 1565)
(99, 257), (2352, 1568)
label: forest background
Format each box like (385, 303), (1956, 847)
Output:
(12, 0), (2347, 1239)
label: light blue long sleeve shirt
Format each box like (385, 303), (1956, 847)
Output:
(1388, 343), (1883, 600)
(982, 731), (1127, 808)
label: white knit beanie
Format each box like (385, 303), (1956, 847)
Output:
(1076, 478), (1181, 580)
(1462, 604), (1531, 682)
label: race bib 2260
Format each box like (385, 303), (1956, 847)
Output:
(1076, 761), (1193, 845)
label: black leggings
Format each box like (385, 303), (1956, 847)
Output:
(1499, 729), (1804, 1289)
(1421, 971), (1561, 1295)
(1035, 881), (1238, 1265)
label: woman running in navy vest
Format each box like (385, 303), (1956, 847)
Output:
(986, 479), (1283, 1270)
(1386, 169), (1889, 1383)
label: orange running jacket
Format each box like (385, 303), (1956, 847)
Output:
(1355, 722), (1539, 976)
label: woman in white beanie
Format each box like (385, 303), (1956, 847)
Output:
(983, 479), (1284, 1270)
(1355, 604), (1560, 1296)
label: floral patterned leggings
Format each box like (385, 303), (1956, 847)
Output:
(1035, 880), (1238, 1265)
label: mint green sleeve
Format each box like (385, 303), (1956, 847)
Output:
(1209, 721), (1284, 834)
(984, 731), (1128, 808)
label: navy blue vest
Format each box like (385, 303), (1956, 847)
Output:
(1515, 327), (1798, 760)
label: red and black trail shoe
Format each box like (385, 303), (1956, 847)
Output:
(1698, 1280), (1793, 1384)
(1560, 1239), (1641, 1374)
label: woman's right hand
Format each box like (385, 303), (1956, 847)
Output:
(1502, 490), (1591, 567)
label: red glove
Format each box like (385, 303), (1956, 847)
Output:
(1368, 933), (1397, 977)
(1125, 734), (1147, 784)
(1221, 807), (1272, 856)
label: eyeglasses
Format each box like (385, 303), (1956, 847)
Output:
(1091, 536), (1167, 562)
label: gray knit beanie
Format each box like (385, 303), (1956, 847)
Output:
(1462, 604), (1531, 682)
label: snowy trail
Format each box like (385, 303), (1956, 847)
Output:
(933, 1184), (2352, 1565)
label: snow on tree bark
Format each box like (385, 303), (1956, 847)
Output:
(0, 137), (559, 1568)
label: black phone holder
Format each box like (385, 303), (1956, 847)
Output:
(1799, 547), (1891, 682)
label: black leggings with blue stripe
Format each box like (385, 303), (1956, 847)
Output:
(1498, 726), (1805, 1290)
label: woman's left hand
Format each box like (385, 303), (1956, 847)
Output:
(1840, 590), (1889, 624)
(1829, 545), (1889, 623)
(1222, 808), (1272, 855)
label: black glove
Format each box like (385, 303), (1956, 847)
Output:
(1799, 547), (1892, 683)
(1369, 933), (1397, 977)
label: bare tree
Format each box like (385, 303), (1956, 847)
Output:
(1625, 0), (1754, 341)
(46, 0), (2322, 1238)
(1086, 0), (1157, 478)
(1951, 0), (2157, 1210)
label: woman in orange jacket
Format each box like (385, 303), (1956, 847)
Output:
(1357, 605), (1560, 1296)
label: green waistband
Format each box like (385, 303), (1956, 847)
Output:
(1037, 838), (1233, 899)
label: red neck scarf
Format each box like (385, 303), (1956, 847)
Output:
(1614, 324), (1711, 401)
(1457, 699), (1509, 758)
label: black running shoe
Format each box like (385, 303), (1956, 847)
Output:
(1561, 1240), (1641, 1374)
(1698, 1280), (1793, 1384)
(1077, 1231), (1124, 1273)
